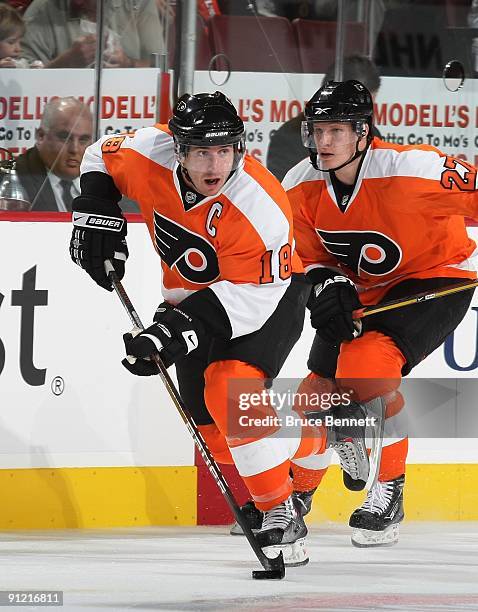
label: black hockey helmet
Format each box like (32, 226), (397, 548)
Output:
(304, 79), (373, 125)
(169, 91), (246, 173)
(169, 91), (245, 146)
(302, 80), (374, 172)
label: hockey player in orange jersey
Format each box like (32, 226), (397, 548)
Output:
(69, 91), (369, 565)
(232, 79), (478, 546)
(281, 79), (477, 547)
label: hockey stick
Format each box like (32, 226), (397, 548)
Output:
(104, 261), (285, 580)
(353, 278), (478, 320)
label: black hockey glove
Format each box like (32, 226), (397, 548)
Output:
(309, 271), (362, 344)
(69, 195), (128, 291)
(122, 302), (205, 375)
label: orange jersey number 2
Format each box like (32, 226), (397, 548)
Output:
(441, 156), (477, 191)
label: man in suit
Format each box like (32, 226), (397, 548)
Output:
(16, 97), (93, 212)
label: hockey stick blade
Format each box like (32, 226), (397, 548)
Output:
(104, 261), (285, 579)
(353, 278), (478, 320)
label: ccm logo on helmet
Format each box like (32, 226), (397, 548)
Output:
(73, 213), (124, 232)
(316, 229), (402, 276)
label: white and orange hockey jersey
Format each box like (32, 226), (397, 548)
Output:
(284, 138), (478, 305)
(80, 125), (302, 338)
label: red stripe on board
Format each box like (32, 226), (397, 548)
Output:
(195, 448), (250, 526)
(1, 211), (476, 226)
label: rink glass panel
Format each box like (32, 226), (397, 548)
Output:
(0, 0), (477, 527)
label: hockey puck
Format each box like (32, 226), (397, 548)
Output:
(251, 567), (285, 580)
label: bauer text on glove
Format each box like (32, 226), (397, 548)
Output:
(69, 194), (128, 291)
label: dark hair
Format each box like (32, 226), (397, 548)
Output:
(0, 4), (25, 41)
(322, 54), (381, 95)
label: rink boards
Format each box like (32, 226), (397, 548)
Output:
(0, 216), (477, 528)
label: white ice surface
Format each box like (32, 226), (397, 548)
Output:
(1, 523), (478, 611)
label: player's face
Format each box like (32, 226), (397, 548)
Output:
(0, 32), (22, 59)
(313, 121), (363, 171)
(183, 145), (235, 196)
(36, 109), (93, 180)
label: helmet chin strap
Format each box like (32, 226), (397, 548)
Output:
(181, 166), (200, 191)
(312, 136), (369, 173)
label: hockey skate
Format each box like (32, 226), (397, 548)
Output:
(293, 487), (317, 517)
(230, 500), (263, 535)
(255, 495), (309, 567)
(229, 488), (317, 535)
(349, 475), (405, 547)
(327, 402), (370, 490)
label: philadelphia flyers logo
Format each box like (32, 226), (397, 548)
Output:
(316, 229), (402, 276)
(153, 211), (220, 284)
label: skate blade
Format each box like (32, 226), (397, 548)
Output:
(351, 523), (399, 548)
(364, 397), (386, 491)
(262, 537), (309, 567)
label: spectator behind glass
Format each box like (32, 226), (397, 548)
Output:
(468, 0), (478, 74)
(0, 3), (42, 67)
(467, 0), (478, 27)
(266, 54), (382, 181)
(1, 1), (32, 14)
(21, 0), (164, 68)
(15, 97), (93, 212)
(156, 0), (174, 19)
